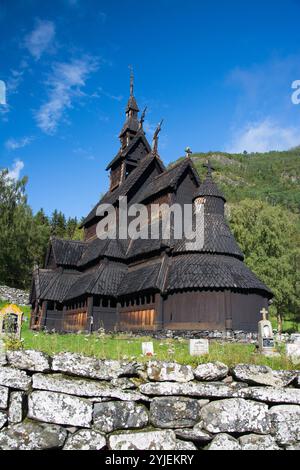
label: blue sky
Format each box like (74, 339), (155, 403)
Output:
(1, 0), (300, 218)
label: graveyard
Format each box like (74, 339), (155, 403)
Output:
(0, 303), (298, 370)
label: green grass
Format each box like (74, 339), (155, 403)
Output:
(1, 301), (298, 370)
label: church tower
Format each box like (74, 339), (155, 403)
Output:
(106, 70), (151, 191)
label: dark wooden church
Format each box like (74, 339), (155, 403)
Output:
(30, 75), (272, 333)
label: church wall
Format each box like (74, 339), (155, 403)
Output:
(230, 292), (269, 332)
(163, 291), (227, 330)
(163, 290), (268, 332)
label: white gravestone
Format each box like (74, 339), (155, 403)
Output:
(189, 339), (209, 356)
(286, 343), (300, 365)
(142, 342), (154, 357)
(258, 308), (275, 355)
(290, 334), (300, 345)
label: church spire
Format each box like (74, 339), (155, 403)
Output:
(119, 67), (140, 145)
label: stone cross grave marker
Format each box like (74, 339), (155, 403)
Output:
(258, 307), (275, 355)
(142, 342), (154, 357)
(189, 339), (209, 356)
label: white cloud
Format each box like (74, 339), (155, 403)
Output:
(227, 119), (300, 153)
(24, 19), (56, 60)
(7, 160), (24, 180)
(5, 136), (34, 151)
(35, 56), (98, 134)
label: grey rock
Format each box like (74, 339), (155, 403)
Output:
(0, 366), (31, 391)
(0, 285), (29, 305)
(200, 398), (270, 434)
(150, 397), (201, 428)
(109, 429), (177, 450)
(0, 411), (7, 430)
(239, 386), (300, 404)
(175, 440), (197, 450)
(28, 391), (93, 427)
(0, 420), (67, 450)
(206, 433), (241, 450)
(239, 434), (281, 450)
(52, 352), (138, 380)
(232, 364), (297, 387)
(175, 427), (212, 442)
(194, 362), (228, 381)
(8, 391), (25, 424)
(6, 350), (51, 372)
(140, 381), (238, 398)
(32, 373), (146, 401)
(0, 386), (8, 409)
(147, 361), (194, 382)
(286, 443), (300, 450)
(268, 405), (300, 445)
(63, 429), (106, 450)
(110, 377), (137, 389)
(93, 401), (148, 433)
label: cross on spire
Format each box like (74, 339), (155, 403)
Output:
(129, 65), (134, 97)
(203, 160), (215, 178)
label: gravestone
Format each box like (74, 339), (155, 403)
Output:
(258, 308), (275, 356)
(286, 343), (300, 365)
(0, 304), (23, 340)
(290, 334), (300, 345)
(142, 342), (154, 357)
(189, 339), (209, 356)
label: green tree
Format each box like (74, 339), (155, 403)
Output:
(50, 210), (66, 238)
(0, 171), (50, 288)
(229, 199), (300, 332)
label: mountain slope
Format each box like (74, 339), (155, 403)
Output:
(175, 148), (300, 214)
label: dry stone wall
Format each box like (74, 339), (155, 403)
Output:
(0, 351), (299, 450)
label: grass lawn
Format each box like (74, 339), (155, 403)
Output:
(1, 301), (299, 370)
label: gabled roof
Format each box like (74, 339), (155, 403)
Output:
(138, 157), (201, 203)
(81, 154), (165, 227)
(106, 131), (151, 170)
(119, 116), (140, 138)
(64, 261), (127, 301)
(49, 238), (86, 267)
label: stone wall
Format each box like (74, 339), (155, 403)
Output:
(0, 286), (29, 306)
(0, 350), (299, 450)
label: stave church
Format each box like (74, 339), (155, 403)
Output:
(30, 74), (272, 333)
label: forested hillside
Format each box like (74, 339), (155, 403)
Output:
(186, 148), (300, 214)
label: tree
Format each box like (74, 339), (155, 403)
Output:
(0, 171), (50, 289)
(229, 199), (300, 332)
(50, 210), (66, 238)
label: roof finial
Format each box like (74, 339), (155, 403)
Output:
(185, 147), (192, 158)
(152, 119), (164, 155)
(139, 106), (147, 130)
(203, 160), (215, 178)
(129, 65), (134, 97)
